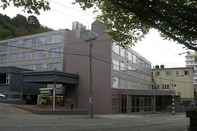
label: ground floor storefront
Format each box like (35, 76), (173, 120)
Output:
(112, 89), (175, 113)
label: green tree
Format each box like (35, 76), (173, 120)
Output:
(0, 13), (52, 40)
(0, 0), (50, 14)
(75, 0), (197, 50)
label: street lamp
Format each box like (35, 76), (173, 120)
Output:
(80, 29), (98, 119)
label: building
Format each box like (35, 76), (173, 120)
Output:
(152, 66), (194, 104)
(0, 21), (173, 114)
(185, 51), (197, 91)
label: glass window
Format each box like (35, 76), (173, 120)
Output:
(120, 47), (125, 57)
(184, 70), (189, 76)
(133, 55), (137, 63)
(34, 51), (46, 60)
(176, 71), (179, 76)
(120, 61), (126, 71)
(49, 47), (63, 58)
(112, 77), (119, 88)
(112, 59), (119, 71)
(128, 52), (132, 61)
(47, 63), (62, 71)
(0, 54), (7, 64)
(119, 79), (128, 89)
(112, 43), (119, 54)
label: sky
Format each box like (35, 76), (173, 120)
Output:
(0, 0), (189, 68)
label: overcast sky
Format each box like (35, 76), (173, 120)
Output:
(0, 0), (189, 67)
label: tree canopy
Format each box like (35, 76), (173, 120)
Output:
(75, 0), (197, 50)
(0, 0), (50, 14)
(0, 14), (52, 40)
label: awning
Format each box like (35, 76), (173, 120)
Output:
(23, 71), (79, 85)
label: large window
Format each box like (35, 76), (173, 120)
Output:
(112, 44), (119, 55)
(49, 47), (63, 58)
(120, 61), (126, 71)
(112, 76), (119, 88)
(128, 52), (132, 61)
(0, 54), (7, 64)
(133, 55), (137, 63)
(120, 47), (125, 57)
(0, 73), (10, 84)
(112, 59), (119, 71)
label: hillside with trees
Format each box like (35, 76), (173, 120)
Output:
(0, 14), (52, 40)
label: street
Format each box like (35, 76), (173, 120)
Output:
(0, 103), (189, 131)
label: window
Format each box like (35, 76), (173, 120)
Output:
(112, 59), (119, 71)
(133, 55), (137, 63)
(127, 52), (132, 61)
(176, 71), (179, 76)
(35, 51), (46, 59)
(120, 61), (126, 71)
(47, 63), (62, 71)
(0, 73), (10, 84)
(120, 47), (125, 57)
(184, 70), (189, 76)
(112, 44), (119, 54)
(49, 47), (63, 58)
(0, 54), (7, 64)
(112, 77), (119, 88)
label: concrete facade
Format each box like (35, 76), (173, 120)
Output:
(152, 66), (194, 102)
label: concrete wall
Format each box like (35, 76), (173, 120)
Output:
(63, 26), (112, 114)
(152, 67), (194, 101)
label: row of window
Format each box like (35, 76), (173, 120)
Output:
(20, 63), (63, 71)
(154, 70), (190, 77)
(152, 84), (176, 90)
(0, 34), (64, 52)
(112, 44), (151, 70)
(112, 59), (151, 74)
(0, 73), (10, 84)
(0, 47), (63, 64)
(112, 76), (150, 90)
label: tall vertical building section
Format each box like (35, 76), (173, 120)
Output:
(185, 51), (197, 92)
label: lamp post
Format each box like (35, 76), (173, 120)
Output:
(80, 29), (98, 119)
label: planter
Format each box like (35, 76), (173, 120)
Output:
(186, 110), (197, 131)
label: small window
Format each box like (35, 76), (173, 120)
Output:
(176, 71), (179, 76)
(184, 70), (189, 76)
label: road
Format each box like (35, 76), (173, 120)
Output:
(0, 103), (189, 131)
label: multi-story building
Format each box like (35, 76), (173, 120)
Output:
(0, 21), (173, 113)
(185, 51), (197, 90)
(152, 66), (194, 104)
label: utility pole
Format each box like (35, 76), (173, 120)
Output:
(52, 81), (56, 112)
(80, 29), (97, 119)
(89, 41), (94, 119)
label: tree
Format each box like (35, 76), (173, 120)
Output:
(75, 0), (197, 50)
(0, 0), (50, 14)
(0, 13), (52, 40)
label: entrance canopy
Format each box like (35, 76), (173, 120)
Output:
(23, 71), (79, 85)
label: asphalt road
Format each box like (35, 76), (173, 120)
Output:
(0, 103), (189, 131)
